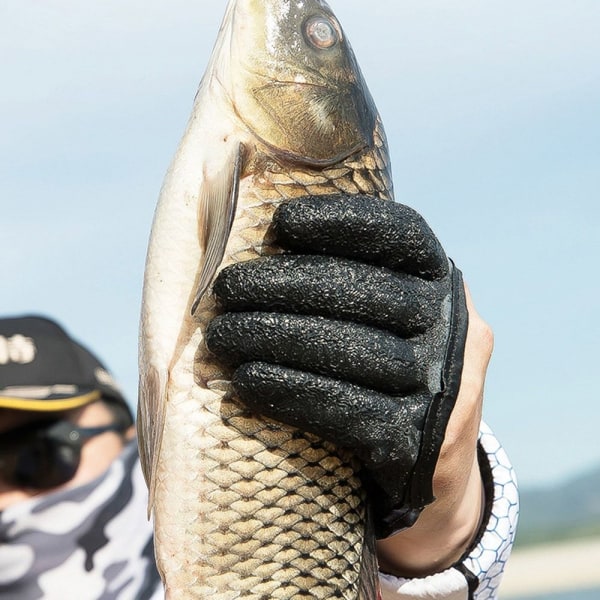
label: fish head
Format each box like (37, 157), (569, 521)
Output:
(220, 0), (378, 166)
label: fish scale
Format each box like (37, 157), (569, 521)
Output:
(155, 390), (364, 598)
(139, 1), (394, 597)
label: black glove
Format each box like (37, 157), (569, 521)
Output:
(205, 194), (468, 538)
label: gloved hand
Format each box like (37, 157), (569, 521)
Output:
(205, 194), (468, 538)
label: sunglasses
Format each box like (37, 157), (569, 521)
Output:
(0, 418), (128, 490)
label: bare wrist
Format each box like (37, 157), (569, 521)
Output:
(376, 452), (484, 578)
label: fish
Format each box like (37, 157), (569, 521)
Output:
(137, 0), (393, 598)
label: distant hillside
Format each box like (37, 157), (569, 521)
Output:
(515, 464), (600, 547)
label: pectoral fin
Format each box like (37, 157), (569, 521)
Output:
(191, 142), (244, 314)
(136, 363), (168, 516)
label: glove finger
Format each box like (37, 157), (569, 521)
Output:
(206, 312), (423, 395)
(272, 195), (448, 280)
(213, 255), (442, 337)
(231, 361), (430, 471)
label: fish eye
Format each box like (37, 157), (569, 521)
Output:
(304, 16), (339, 49)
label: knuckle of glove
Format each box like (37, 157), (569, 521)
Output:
(206, 311), (423, 395)
(272, 194), (449, 280)
(213, 254), (443, 337)
(231, 361), (427, 476)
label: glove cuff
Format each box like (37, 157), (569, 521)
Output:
(374, 262), (469, 538)
(407, 261), (469, 511)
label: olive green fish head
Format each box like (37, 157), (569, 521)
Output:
(220, 0), (378, 166)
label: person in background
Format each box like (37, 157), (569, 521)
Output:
(0, 315), (161, 599)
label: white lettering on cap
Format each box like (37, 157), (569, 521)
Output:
(94, 367), (122, 394)
(0, 335), (37, 365)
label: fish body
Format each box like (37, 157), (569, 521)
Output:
(138, 1), (393, 597)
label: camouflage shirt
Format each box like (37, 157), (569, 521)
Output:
(0, 440), (161, 600)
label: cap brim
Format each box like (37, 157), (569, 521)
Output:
(0, 390), (102, 412)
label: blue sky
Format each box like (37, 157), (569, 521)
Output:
(2, 0), (599, 489)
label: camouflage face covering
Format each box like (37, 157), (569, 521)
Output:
(0, 440), (162, 600)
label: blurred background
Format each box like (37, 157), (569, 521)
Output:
(2, 2), (599, 597)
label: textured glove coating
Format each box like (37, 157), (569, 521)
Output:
(205, 194), (468, 537)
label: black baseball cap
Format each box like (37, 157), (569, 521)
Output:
(0, 315), (132, 423)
